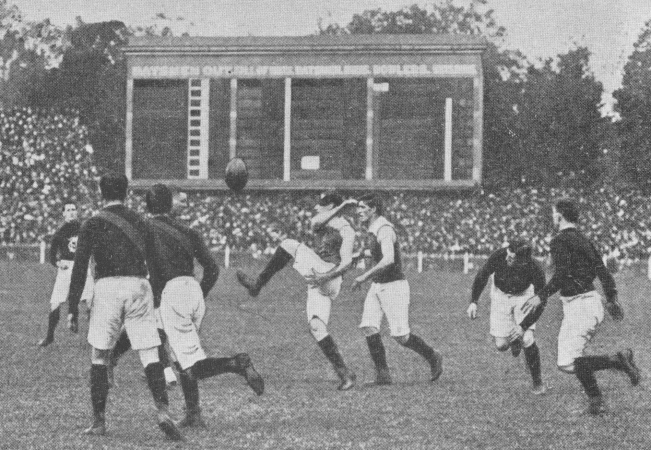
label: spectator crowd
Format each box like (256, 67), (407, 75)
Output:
(2, 107), (651, 263)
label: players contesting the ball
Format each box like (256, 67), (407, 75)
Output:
(236, 191), (357, 391)
(38, 200), (94, 347)
(515, 199), (640, 415)
(352, 194), (443, 385)
(145, 184), (264, 429)
(468, 240), (547, 394)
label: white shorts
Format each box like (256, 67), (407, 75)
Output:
(359, 280), (410, 337)
(159, 277), (207, 370)
(283, 239), (343, 324)
(557, 291), (604, 367)
(87, 277), (160, 351)
(50, 260), (94, 308)
(489, 283), (536, 338)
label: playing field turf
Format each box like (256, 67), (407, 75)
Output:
(1, 259), (649, 449)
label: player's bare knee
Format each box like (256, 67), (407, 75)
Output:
(308, 317), (328, 341)
(91, 348), (111, 366)
(558, 363), (575, 374)
(522, 330), (535, 348)
(494, 337), (510, 352)
(394, 333), (410, 346)
(137, 347), (160, 368)
(361, 326), (379, 337)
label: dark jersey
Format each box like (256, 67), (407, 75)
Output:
(313, 216), (353, 265)
(49, 220), (81, 265)
(148, 215), (219, 306)
(538, 227), (617, 302)
(368, 217), (404, 284)
(67, 204), (155, 316)
(471, 248), (546, 303)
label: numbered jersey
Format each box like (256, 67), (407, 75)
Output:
(50, 220), (82, 264)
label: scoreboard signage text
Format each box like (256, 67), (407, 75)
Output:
(131, 64), (477, 78)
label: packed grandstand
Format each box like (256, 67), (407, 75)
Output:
(1, 107), (648, 262)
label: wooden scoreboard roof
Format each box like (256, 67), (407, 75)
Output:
(125, 34), (488, 55)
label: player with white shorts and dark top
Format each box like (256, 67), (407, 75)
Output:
(237, 191), (357, 391)
(145, 184), (264, 429)
(352, 194), (443, 385)
(468, 240), (547, 394)
(38, 201), (94, 347)
(66, 173), (183, 441)
(516, 199), (640, 415)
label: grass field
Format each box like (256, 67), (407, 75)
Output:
(1, 260), (650, 449)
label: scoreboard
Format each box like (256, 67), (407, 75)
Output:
(123, 35), (486, 190)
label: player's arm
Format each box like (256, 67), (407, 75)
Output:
(66, 222), (93, 330)
(467, 251), (498, 319)
(531, 260), (547, 294)
(310, 199), (357, 231)
(193, 230), (219, 298)
(591, 243), (623, 320)
(144, 225), (164, 306)
(353, 227), (394, 287)
(48, 230), (60, 267)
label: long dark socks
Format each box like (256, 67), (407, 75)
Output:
(524, 343), (542, 385)
(144, 362), (169, 409)
(90, 364), (109, 418)
(366, 334), (389, 371)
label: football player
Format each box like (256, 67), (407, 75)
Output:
(467, 240), (547, 394)
(38, 200), (94, 347)
(66, 173), (183, 441)
(236, 191), (357, 391)
(351, 194), (442, 385)
(516, 199), (640, 415)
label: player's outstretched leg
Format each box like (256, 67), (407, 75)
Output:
(190, 354), (264, 396)
(365, 333), (392, 385)
(397, 334), (443, 382)
(38, 307), (60, 347)
(84, 364), (109, 436)
(143, 360), (184, 441)
(523, 342), (546, 394)
(175, 362), (206, 428)
(236, 246), (292, 297)
(317, 335), (356, 391)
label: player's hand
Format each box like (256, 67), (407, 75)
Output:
(520, 295), (542, 317)
(306, 268), (330, 287)
(67, 313), (78, 333)
(466, 303), (478, 320)
(57, 261), (70, 270)
(605, 298), (624, 321)
(351, 275), (365, 291)
(508, 325), (525, 343)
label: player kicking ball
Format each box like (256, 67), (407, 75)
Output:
(236, 191), (357, 391)
(38, 200), (94, 347)
(467, 240), (547, 394)
(515, 199), (640, 415)
(351, 194), (442, 386)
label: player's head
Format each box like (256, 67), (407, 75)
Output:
(315, 190), (343, 213)
(266, 218), (288, 244)
(99, 172), (128, 202)
(553, 198), (579, 227)
(62, 200), (78, 222)
(506, 239), (532, 266)
(146, 183), (173, 214)
(357, 193), (383, 223)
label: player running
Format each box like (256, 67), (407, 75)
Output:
(236, 191), (357, 391)
(145, 184), (264, 428)
(467, 240), (547, 394)
(66, 173), (183, 441)
(515, 199), (640, 415)
(352, 194), (442, 385)
(38, 200), (94, 347)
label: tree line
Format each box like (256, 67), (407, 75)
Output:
(1, 0), (650, 187)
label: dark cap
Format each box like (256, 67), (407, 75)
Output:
(318, 191), (343, 207)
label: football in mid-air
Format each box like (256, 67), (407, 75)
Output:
(225, 157), (249, 192)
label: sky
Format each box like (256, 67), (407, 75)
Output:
(10, 0), (651, 114)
